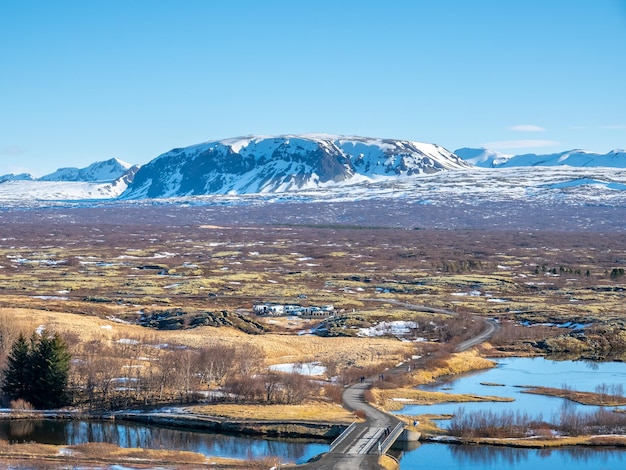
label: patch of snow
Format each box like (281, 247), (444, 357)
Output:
(269, 362), (326, 376)
(358, 320), (418, 337)
(117, 338), (139, 345)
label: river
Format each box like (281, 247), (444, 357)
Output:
(0, 418), (327, 465)
(2, 357), (625, 468)
(395, 356), (626, 469)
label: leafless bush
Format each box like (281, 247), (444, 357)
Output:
(595, 383), (625, 404)
(558, 406), (626, 435)
(10, 399), (34, 411)
(323, 383), (344, 403)
(450, 405), (626, 438)
(449, 408), (543, 438)
(363, 389), (375, 404)
(491, 320), (566, 346)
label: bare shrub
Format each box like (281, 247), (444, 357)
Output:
(450, 405), (626, 439)
(363, 389), (375, 404)
(10, 399), (34, 411)
(323, 383), (344, 403)
(223, 375), (265, 403)
(449, 408), (543, 439)
(491, 320), (567, 346)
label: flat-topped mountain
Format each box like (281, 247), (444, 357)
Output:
(121, 134), (470, 198)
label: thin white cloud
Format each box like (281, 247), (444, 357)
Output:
(507, 124), (546, 132)
(483, 140), (560, 150)
(602, 125), (626, 130)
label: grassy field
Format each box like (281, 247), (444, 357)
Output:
(0, 205), (625, 462)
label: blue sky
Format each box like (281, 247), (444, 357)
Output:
(1, 0), (625, 176)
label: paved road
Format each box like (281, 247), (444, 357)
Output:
(301, 379), (401, 470)
(363, 298), (501, 352)
(301, 299), (500, 469)
(454, 318), (500, 352)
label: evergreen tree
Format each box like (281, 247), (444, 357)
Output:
(1, 330), (71, 409)
(1, 333), (32, 403)
(30, 331), (72, 409)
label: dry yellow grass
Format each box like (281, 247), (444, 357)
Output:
(0, 441), (246, 468)
(396, 414), (450, 436)
(371, 350), (498, 411)
(411, 350), (496, 385)
(374, 388), (514, 411)
(453, 435), (626, 448)
(0, 306), (409, 368)
(379, 454), (400, 469)
(188, 402), (356, 423)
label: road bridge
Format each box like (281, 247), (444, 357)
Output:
(300, 300), (500, 469)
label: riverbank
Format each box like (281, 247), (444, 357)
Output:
(424, 434), (626, 448)
(114, 409), (347, 439)
(0, 441), (251, 469)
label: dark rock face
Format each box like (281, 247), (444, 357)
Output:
(122, 134), (469, 198)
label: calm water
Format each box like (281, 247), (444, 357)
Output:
(399, 442), (626, 470)
(0, 419), (327, 464)
(397, 357), (626, 419)
(2, 358), (624, 468)
(396, 357), (626, 469)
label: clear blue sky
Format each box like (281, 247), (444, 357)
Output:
(1, 0), (625, 176)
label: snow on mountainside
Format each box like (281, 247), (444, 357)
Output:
(454, 147), (513, 167)
(0, 173), (35, 183)
(121, 134), (470, 198)
(456, 148), (626, 169)
(40, 158), (134, 182)
(0, 180), (124, 202)
(0, 168), (138, 202)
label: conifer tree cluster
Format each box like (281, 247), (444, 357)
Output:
(1, 330), (71, 409)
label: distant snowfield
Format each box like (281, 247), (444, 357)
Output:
(0, 179), (130, 201)
(1, 166), (626, 207)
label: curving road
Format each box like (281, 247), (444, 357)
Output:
(302, 298), (500, 469)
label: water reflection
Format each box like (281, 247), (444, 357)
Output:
(401, 443), (626, 470)
(448, 444), (626, 467)
(0, 420), (326, 464)
(397, 357), (626, 420)
(450, 444), (529, 467)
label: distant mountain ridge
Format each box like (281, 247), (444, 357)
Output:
(39, 157), (135, 182)
(121, 134), (470, 198)
(0, 173), (35, 184)
(456, 147), (626, 169)
(1, 136), (625, 205)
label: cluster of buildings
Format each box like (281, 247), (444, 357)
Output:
(253, 302), (335, 318)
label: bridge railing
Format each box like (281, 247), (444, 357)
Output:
(378, 422), (404, 454)
(329, 421), (356, 452)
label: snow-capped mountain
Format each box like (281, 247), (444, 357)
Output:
(40, 157), (135, 182)
(456, 148), (626, 169)
(121, 134), (470, 198)
(454, 148), (514, 167)
(0, 166), (139, 203)
(0, 173), (35, 184)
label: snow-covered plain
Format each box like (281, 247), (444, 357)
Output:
(0, 178), (131, 202)
(1, 165), (626, 209)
